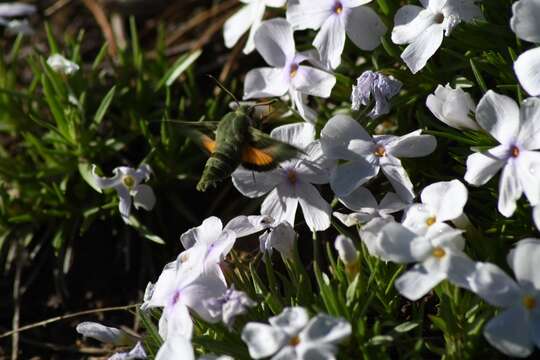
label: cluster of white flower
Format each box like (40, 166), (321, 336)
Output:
(73, 0), (540, 358)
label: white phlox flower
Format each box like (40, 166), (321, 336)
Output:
(511, 0), (540, 96)
(92, 164), (156, 223)
(391, 0), (482, 73)
(259, 220), (297, 259)
(223, 0), (286, 54)
(156, 335), (234, 360)
(241, 307), (351, 359)
(47, 54), (80, 75)
(334, 187), (407, 226)
(464, 91), (540, 217)
(377, 222), (475, 300)
(203, 286), (257, 329)
(426, 84), (480, 130)
(402, 179), (468, 236)
(232, 123), (334, 232)
(286, 0), (386, 69)
(320, 114), (437, 202)
(108, 342), (147, 360)
(243, 19), (336, 123)
(333, 187), (406, 258)
(468, 239), (540, 358)
(76, 321), (136, 346)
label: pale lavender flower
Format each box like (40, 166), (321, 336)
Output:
(351, 71), (402, 118)
(203, 286), (257, 329)
(108, 342), (147, 360)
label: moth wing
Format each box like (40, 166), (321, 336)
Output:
(168, 120), (219, 154)
(241, 128), (303, 171)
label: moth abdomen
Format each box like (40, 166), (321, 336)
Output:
(196, 150), (240, 192)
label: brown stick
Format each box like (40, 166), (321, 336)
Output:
(0, 304), (139, 339)
(82, 0), (118, 57)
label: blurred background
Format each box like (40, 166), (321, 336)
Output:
(0, 0), (292, 358)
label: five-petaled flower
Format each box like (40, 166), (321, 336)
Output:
(243, 18), (336, 123)
(233, 123), (334, 232)
(287, 0), (386, 69)
(241, 307), (351, 359)
(92, 164), (156, 223)
(391, 0), (482, 73)
(464, 91), (540, 217)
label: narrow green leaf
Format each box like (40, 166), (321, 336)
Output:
(94, 86), (116, 125)
(156, 50), (202, 90)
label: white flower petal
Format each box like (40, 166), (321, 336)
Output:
(401, 204), (433, 235)
(320, 115), (373, 160)
(426, 84), (480, 130)
(517, 97), (540, 150)
(387, 130), (437, 158)
(516, 150), (540, 205)
(244, 67), (289, 99)
(300, 314), (351, 344)
(224, 215), (272, 238)
(395, 264), (446, 301)
(269, 307), (310, 336)
(476, 90), (520, 144)
(118, 187), (132, 223)
(342, 0), (372, 6)
(180, 217), (223, 249)
(359, 217), (394, 258)
(146, 261), (177, 308)
(297, 182), (331, 231)
(0, 3), (36, 17)
(254, 18), (295, 67)
(484, 306), (533, 358)
(313, 14), (346, 69)
(155, 336), (195, 360)
(377, 222), (421, 263)
(232, 167), (281, 198)
(330, 160), (378, 197)
(264, 0), (287, 6)
(515, 47), (540, 97)
(345, 6), (386, 51)
(261, 185), (299, 227)
(181, 266), (228, 323)
(76, 322), (131, 345)
(468, 262), (521, 308)
(511, 0), (540, 43)
(286, 0), (334, 31)
(498, 162), (523, 217)
(444, 251), (477, 290)
(380, 156), (415, 203)
(379, 192), (408, 214)
(290, 89), (319, 123)
(421, 180), (467, 222)
(292, 66), (336, 98)
(296, 142), (333, 185)
(464, 144), (508, 186)
(338, 186), (378, 211)
(270, 122), (315, 148)
(507, 238), (540, 291)
(298, 345), (337, 360)
(132, 184), (156, 211)
(223, 3), (256, 49)
(166, 303), (194, 339)
(534, 206), (540, 231)
(401, 23), (444, 74)
(391, 6), (432, 45)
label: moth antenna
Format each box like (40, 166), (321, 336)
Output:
(207, 75), (240, 106)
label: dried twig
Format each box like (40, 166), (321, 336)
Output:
(82, 0), (118, 57)
(0, 304), (140, 339)
(11, 243), (23, 360)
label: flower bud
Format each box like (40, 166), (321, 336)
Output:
(334, 235), (358, 266)
(426, 85), (479, 130)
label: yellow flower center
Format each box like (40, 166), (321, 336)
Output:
(289, 335), (301, 346)
(523, 295), (537, 310)
(179, 253), (189, 263)
(334, 2), (343, 14)
(290, 63), (299, 78)
(511, 145), (520, 158)
(287, 170), (298, 185)
(122, 175), (135, 189)
(426, 216), (437, 226)
(374, 145), (386, 157)
(432, 247), (446, 258)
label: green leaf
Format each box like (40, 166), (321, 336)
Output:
(394, 321), (419, 333)
(94, 86), (116, 125)
(78, 162), (102, 193)
(156, 50), (202, 90)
